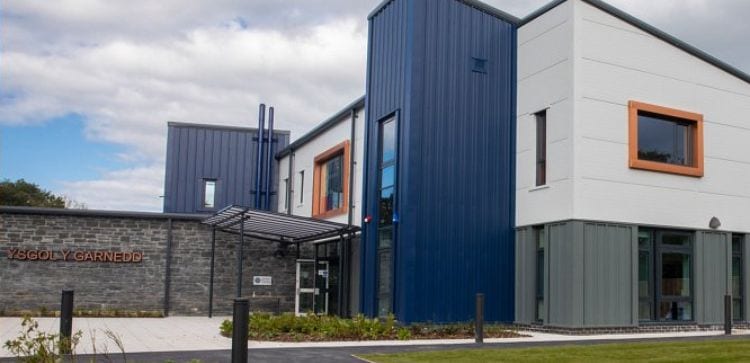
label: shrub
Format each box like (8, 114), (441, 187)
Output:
(3, 316), (82, 362)
(220, 320), (233, 337)
(220, 313), (523, 342)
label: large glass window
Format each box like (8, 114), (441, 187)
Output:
(324, 155), (344, 211)
(312, 142), (349, 217)
(639, 229), (693, 322)
(534, 226), (545, 323)
(377, 116), (397, 318)
(637, 113), (693, 166)
(733, 234), (744, 321)
(535, 111), (547, 187)
(628, 101), (703, 177)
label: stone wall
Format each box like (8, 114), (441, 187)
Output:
(0, 208), (305, 315)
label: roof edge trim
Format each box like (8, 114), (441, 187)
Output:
(276, 96), (365, 159)
(167, 121), (291, 134)
(368, 0), (520, 25)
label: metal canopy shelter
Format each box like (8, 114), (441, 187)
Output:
(201, 205), (359, 317)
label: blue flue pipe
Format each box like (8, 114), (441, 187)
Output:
(264, 107), (274, 210)
(255, 104), (266, 209)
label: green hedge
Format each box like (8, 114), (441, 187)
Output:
(220, 313), (522, 342)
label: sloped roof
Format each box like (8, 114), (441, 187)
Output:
(275, 96), (364, 159)
(520, 0), (750, 85)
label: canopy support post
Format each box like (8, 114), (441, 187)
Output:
(209, 226), (216, 317)
(236, 213), (245, 298)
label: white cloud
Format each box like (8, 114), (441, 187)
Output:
(2, 9), (368, 211)
(59, 164), (165, 211)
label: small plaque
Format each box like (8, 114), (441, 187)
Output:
(253, 276), (272, 286)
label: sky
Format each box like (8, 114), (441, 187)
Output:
(1, 0), (748, 212)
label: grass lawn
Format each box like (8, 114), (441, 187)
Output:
(358, 338), (750, 363)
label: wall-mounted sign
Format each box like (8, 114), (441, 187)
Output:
(6, 249), (143, 263)
(253, 276), (272, 286)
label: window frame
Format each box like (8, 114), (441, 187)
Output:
(298, 170), (305, 205)
(628, 101), (704, 177)
(202, 179), (217, 210)
(311, 140), (350, 219)
(534, 225), (546, 323)
(535, 110), (547, 187)
(376, 113), (398, 318)
(282, 177), (290, 212)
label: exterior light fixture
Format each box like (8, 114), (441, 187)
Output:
(709, 216), (721, 230)
(363, 215), (372, 223)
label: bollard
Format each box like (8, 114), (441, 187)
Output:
(725, 294), (732, 335)
(231, 298), (249, 363)
(475, 293), (484, 344)
(60, 290), (74, 354)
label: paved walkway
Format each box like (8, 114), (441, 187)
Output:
(2, 317), (749, 359)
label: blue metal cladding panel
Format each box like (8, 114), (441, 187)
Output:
(363, 0), (516, 323)
(362, 0), (410, 318)
(163, 124), (289, 214)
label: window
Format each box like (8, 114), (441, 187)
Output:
(535, 110), (547, 186)
(534, 226), (545, 323)
(638, 229), (693, 322)
(203, 179), (216, 209)
(629, 101), (703, 177)
(298, 170), (305, 205)
(377, 116), (397, 318)
(732, 234), (744, 321)
(312, 141), (350, 218)
(282, 178), (289, 211)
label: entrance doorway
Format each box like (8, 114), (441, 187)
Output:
(295, 260), (331, 315)
(638, 229), (694, 322)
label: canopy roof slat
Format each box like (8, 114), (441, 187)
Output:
(201, 205), (358, 243)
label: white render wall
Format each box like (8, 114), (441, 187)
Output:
(573, 0), (750, 232)
(277, 105), (365, 226)
(516, 0), (575, 226)
(518, 0), (750, 233)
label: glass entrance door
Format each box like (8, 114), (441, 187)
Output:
(638, 229), (693, 322)
(314, 260), (330, 315)
(295, 260), (314, 315)
(295, 259), (330, 315)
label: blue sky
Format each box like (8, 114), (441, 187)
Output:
(1, 115), (126, 193)
(1, 0), (748, 211)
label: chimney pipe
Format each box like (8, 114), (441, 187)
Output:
(255, 104), (266, 209)
(264, 107), (274, 210)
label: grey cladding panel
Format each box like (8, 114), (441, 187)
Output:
(582, 223), (636, 327)
(548, 222), (583, 327)
(743, 235), (750, 323)
(515, 227), (536, 324)
(696, 231), (730, 324)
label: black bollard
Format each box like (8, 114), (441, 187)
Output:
(232, 298), (249, 363)
(60, 290), (74, 354)
(725, 294), (732, 335)
(475, 293), (484, 344)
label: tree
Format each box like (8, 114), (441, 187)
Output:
(0, 179), (66, 208)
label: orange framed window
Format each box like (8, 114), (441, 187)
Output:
(628, 101), (704, 177)
(312, 140), (350, 218)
